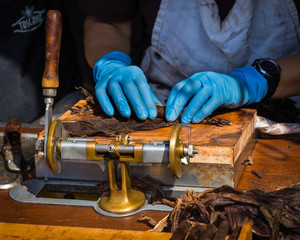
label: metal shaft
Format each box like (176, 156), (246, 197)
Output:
(59, 140), (197, 164)
(44, 97), (54, 156)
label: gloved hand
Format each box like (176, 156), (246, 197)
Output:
(166, 65), (268, 123)
(93, 51), (161, 120)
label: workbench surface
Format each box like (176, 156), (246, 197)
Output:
(0, 137), (299, 239)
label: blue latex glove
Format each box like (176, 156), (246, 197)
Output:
(93, 51), (161, 120)
(166, 65), (268, 123)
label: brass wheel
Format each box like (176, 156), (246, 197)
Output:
(169, 124), (184, 178)
(46, 119), (66, 173)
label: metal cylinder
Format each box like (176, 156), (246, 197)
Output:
(142, 142), (169, 163)
(95, 144), (135, 155)
(68, 138), (95, 142)
(60, 140), (88, 160)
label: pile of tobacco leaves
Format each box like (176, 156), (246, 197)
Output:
(138, 184), (300, 240)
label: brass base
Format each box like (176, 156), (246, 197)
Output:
(98, 160), (146, 214)
(98, 188), (146, 213)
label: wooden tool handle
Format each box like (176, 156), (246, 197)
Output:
(42, 10), (62, 89)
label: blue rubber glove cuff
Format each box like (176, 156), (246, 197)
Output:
(93, 51), (132, 83)
(230, 65), (268, 104)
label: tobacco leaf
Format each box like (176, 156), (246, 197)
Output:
(141, 184), (300, 240)
(171, 220), (193, 240)
(227, 226), (241, 240)
(63, 116), (174, 137)
(65, 88), (231, 137)
(137, 214), (158, 228)
(251, 170), (263, 178)
(187, 223), (217, 240)
(212, 220), (229, 240)
(131, 176), (169, 203)
(150, 214), (170, 232)
(64, 110), (231, 138)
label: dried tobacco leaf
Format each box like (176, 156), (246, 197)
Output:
(171, 220), (193, 240)
(142, 184), (300, 240)
(137, 214), (158, 228)
(63, 116), (174, 137)
(212, 220), (229, 240)
(65, 88), (231, 137)
(150, 214), (169, 232)
(131, 176), (168, 203)
(251, 170), (263, 178)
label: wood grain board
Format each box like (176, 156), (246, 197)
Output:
(237, 138), (300, 191)
(0, 222), (172, 240)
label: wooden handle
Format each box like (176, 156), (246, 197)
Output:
(42, 10), (62, 89)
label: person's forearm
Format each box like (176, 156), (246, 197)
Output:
(273, 52), (300, 98)
(84, 15), (132, 68)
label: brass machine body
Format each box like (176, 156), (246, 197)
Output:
(45, 120), (198, 214)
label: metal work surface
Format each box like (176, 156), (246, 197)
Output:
(10, 179), (173, 217)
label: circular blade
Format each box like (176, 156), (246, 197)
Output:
(169, 124), (183, 178)
(46, 119), (67, 173)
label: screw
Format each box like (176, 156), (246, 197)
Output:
(107, 145), (116, 153)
